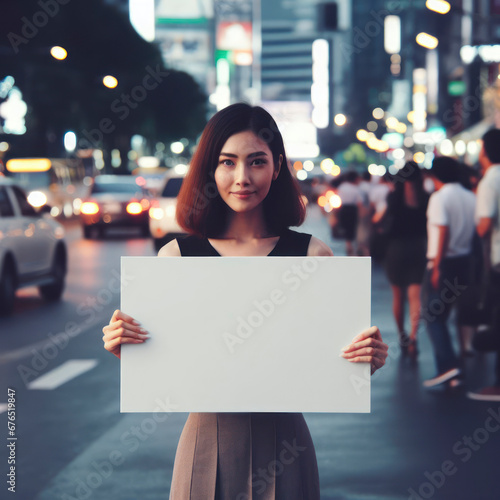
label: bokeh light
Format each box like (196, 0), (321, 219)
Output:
(50, 46), (67, 60)
(103, 75), (118, 88)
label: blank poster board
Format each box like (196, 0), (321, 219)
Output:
(120, 256), (371, 413)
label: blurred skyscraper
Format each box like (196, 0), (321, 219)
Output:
(104, 0), (129, 14)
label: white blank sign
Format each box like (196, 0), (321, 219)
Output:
(120, 256), (371, 413)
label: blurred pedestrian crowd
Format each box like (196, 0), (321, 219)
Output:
(325, 129), (500, 402)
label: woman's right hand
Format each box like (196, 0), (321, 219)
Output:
(102, 309), (150, 359)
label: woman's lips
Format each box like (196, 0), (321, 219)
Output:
(232, 192), (255, 199)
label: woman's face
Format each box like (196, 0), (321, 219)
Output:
(214, 130), (281, 214)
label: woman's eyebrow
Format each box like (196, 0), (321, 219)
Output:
(219, 151), (268, 158)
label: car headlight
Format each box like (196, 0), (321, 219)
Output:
(126, 202), (143, 215)
(27, 191), (47, 208)
(81, 201), (100, 215)
(149, 207), (164, 220)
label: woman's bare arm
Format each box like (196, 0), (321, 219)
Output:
(102, 239), (182, 359)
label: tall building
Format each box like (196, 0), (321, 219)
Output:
(259, 0), (353, 157)
(260, 2), (316, 102)
(103, 0), (129, 14)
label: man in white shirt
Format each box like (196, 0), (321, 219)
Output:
(422, 157), (476, 388)
(369, 173), (392, 214)
(467, 129), (500, 402)
(369, 174), (393, 262)
(336, 171), (363, 256)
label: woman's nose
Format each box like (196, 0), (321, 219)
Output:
(234, 163), (251, 184)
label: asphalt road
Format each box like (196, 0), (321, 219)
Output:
(0, 205), (497, 500)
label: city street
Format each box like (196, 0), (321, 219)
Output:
(1, 204), (497, 500)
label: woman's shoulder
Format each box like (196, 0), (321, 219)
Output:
(157, 238), (182, 257)
(307, 235), (334, 256)
(282, 228), (332, 256)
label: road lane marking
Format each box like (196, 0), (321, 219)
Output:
(27, 359), (98, 390)
(0, 403), (7, 414)
(0, 315), (107, 365)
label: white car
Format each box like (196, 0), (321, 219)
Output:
(148, 173), (186, 251)
(0, 177), (67, 315)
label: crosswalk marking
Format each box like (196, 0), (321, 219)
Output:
(0, 403), (7, 414)
(27, 359), (98, 390)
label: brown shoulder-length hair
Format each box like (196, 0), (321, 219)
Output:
(176, 102), (306, 238)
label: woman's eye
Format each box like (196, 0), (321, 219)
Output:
(252, 159), (266, 166)
(219, 159), (234, 166)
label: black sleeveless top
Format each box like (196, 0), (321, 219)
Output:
(176, 228), (312, 257)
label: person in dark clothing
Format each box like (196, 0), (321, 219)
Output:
(467, 128), (500, 401)
(380, 161), (429, 355)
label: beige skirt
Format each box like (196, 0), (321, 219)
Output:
(169, 413), (320, 500)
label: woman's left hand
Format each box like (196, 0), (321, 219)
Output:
(340, 326), (388, 375)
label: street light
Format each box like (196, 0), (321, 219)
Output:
(170, 141), (184, 154)
(50, 46), (67, 60)
(64, 131), (76, 152)
(334, 113), (347, 126)
(416, 33), (439, 49)
(102, 75), (118, 89)
(425, 0), (451, 15)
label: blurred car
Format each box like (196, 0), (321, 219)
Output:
(148, 173), (187, 251)
(135, 173), (165, 196)
(0, 177), (67, 315)
(80, 175), (152, 239)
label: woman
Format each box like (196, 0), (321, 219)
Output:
(375, 161), (428, 356)
(102, 103), (389, 499)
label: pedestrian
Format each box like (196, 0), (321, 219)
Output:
(455, 162), (483, 357)
(369, 173), (393, 262)
(369, 172), (392, 216)
(422, 156), (476, 389)
(377, 161), (428, 355)
(356, 171), (372, 256)
(467, 128), (500, 402)
(102, 103), (389, 499)
(336, 170), (363, 255)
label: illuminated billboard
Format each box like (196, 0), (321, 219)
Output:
(156, 0), (213, 20)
